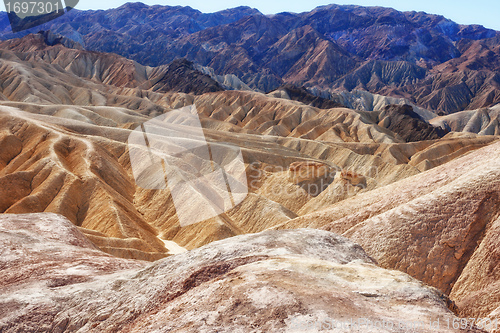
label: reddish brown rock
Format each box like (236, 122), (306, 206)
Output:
(339, 169), (367, 187)
(0, 213), (484, 333)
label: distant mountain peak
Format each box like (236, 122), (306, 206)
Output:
(37, 30), (83, 49)
(117, 2), (149, 10)
(146, 57), (224, 94)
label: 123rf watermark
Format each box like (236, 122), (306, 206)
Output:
(290, 317), (499, 331)
(3, 0), (78, 32)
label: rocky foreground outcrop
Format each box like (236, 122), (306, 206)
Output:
(276, 137), (500, 322)
(0, 213), (486, 332)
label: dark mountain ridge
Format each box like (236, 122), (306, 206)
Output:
(376, 104), (449, 142)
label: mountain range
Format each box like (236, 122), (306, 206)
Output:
(2, 3), (500, 114)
